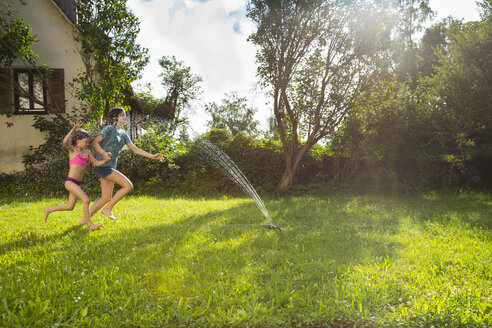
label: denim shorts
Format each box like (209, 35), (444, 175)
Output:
(94, 166), (115, 178)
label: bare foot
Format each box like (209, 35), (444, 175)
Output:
(43, 207), (50, 223)
(102, 207), (117, 220)
(87, 223), (103, 231)
(78, 218), (88, 225)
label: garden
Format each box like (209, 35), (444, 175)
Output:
(1, 192), (490, 327)
(1, 0), (492, 326)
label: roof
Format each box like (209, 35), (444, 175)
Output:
(52, 0), (76, 24)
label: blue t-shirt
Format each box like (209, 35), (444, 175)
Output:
(95, 125), (131, 168)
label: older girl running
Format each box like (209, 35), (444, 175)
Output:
(90, 107), (163, 220)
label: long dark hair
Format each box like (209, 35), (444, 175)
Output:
(71, 129), (90, 147)
(106, 107), (125, 126)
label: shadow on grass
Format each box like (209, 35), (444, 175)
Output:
(58, 197), (402, 327)
(83, 196), (403, 288)
(13, 193), (492, 327)
(411, 193), (492, 230)
(0, 225), (85, 256)
(40, 196), (404, 283)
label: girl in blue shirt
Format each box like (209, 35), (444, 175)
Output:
(91, 107), (163, 220)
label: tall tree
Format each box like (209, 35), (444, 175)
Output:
(158, 55), (202, 134)
(247, 0), (391, 189)
(429, 10), (492, 171)
(416, 20), (449, 78)
(392, 0), (434, 84)
(72, 0), (149, 119)
(205, 91), (260, 137)
(0, 0), (37, 67)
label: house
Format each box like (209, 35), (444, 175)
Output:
(0, 0), (82, 173)
(0, 0), (145, 174)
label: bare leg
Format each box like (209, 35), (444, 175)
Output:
(64, 181), (102, 231)
(44, 192), (77, 222)
(89, 178), (114, 217)
(101, 170), (133, 220)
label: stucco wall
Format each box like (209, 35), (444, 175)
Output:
(0, 0), (84, 173)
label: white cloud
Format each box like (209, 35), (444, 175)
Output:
(127, 0), (266, 134)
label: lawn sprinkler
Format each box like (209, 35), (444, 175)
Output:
(267, 223), (282, 231)
(194, 138), (280, 233)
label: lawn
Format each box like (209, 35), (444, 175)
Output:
(0, 192), (490, 327)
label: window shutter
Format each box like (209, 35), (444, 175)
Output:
(50, 68), (65, 112)
(0, 69), (12, 114)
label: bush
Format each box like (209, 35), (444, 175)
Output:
(167, 129), (285, 196)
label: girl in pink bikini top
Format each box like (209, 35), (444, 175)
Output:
(66, 128), (110, 182)
(43, 122), (110, 231)
(69, 149), (89, 166)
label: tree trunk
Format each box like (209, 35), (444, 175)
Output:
(278, 164), (295, 190)
(277, 144), (310, 190)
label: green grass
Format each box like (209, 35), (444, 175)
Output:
(0, 192), (490, 327)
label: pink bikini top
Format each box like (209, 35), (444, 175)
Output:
(69, 151), (88, 166)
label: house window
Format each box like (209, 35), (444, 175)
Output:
(14, 69), (48, 114)
(0, 68), (65, 115)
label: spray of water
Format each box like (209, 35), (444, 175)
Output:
(193, 138), (280, 230)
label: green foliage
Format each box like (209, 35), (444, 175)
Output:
(327, 3), (492, 192)
(205, 91), (260, 137)
(157, 55), (203, 134)
(430, 17), (492, 159)
(0, 1), (37, 66)
(144, 129), (285, 196)
(392, 0), (435, 84)
(72, 0), (149, 118)
(0, 193), (490, 327)
(247, 0), (392, 188)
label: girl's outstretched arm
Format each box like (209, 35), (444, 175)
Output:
(63, 121), (82, 151)
(87, 150), (111, 166)
(126, 142), (163, 160)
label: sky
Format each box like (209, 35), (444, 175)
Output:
(127, 0), (482, 134)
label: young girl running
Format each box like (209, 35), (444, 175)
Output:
(43, 121), (109, 230)
(90, 107), (163, 220)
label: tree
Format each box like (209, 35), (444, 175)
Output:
(0, 0), (37, 67)
(247, 0), (391, 189)
(72, 0), (149, 119)
(428, 11), (492, 176)
(478, 0), (492, 19)
(416, 20), (449, 78)
(392, 0), (434, 84)
(158, 55), (202, 135)
(205, 91), (260, 137)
